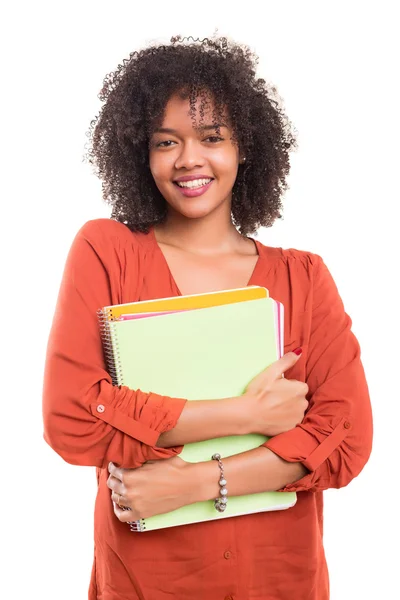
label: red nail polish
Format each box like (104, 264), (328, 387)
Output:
(293, 347), (302, 356)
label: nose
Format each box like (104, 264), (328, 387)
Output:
(174, 140), (205, 171)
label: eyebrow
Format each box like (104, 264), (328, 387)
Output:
(153, 124), (227, 134)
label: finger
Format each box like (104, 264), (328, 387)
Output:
(300, 381), (309, 396)
(111, 491), (129, 508)
(266, 348), (303, 381)
(285, 378), (309, 394)
(113, 501), (136, 522)
(108, 462), (124, 481)
(107, 474), (124, 496)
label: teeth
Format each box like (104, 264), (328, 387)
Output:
(176, 178), (212, 189)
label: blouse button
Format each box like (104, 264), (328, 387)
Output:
(344, 421), (351, 429)
(224, 551), (231, 559)
(97, 404), (105, 413)
(224, 596), (234, 600)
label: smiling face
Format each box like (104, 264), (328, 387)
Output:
(149, 92), (241, 222)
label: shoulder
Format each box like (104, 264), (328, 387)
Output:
(282, 247), (323, 273)
(74, 218), (152, 252)
(66, 219), (155, 299)
(256, 238), (323, 272)
(256, 240), (342, 311)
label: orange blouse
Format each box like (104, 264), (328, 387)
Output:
(42, 218), (373, 600)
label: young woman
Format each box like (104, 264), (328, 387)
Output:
(42, 35), (373, 600)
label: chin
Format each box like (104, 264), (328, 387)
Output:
(167, 195), (226, 219)
(173, 204), (221, 220)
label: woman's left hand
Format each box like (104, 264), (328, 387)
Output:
(107, 457), (196, 523)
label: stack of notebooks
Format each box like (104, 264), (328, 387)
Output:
(97, 286), (296, 532)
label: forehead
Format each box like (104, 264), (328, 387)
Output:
(158, 93), (230, 131)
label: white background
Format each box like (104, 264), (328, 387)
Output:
(1, 1), (398, 598)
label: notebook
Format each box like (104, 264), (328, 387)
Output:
(98, 285), (269, 321)
(98, 286), (283, 362)
(97, 288), (296, 531)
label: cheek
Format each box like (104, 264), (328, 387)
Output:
(214, 156), (239, 182)
(149, 154), (168, 183)
(212, 148), (238, 173)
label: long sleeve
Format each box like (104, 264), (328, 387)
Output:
(263, 253), (373, 492)
(42, 221), (187, 469)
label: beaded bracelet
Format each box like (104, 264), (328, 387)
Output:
(211, 453), (228, 512)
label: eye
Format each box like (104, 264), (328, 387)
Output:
(156, 140), (176, 148)
(154, 136), (224, 148)
(204, 136), (224, 143)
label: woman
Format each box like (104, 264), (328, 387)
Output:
(42, 35), (373, 599)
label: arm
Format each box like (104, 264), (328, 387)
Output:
(181, 254), (372, 501)
(260, 254), (373, 492)
(192, 446), (309, 502)
(157, 396), (250, 447)
(42, 220), (249, 469)
(157, 349), (306, 447)
(107, 448), (308, 521)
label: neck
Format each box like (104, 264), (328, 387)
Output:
(154, 208), (245, 257)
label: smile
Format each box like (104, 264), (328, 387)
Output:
(173, 179), (214, 198)
(176, 178), (213, 189)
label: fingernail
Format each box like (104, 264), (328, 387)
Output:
(293, 347), (302, 356)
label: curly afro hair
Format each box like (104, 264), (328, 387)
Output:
(83, 34), (298, 236)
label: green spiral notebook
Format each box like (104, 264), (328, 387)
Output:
(98, 288), (296, 531)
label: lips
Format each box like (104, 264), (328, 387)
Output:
(175, 178), (213, 190)
(174, 174), (214, 183)
(173, 178), (214, 198)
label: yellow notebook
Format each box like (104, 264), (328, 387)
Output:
(97, 285), (269, 321)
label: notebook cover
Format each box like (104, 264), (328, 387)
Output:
(100, 285), (268, 321)
(106, 297), (296, 531)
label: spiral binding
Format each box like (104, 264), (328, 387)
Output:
(98, 306), (148, 532)
(119, 507), (145, 532)
(97, 308), (125, 386)
(98, 306), (144, 532)
(128, 519), (146, 532)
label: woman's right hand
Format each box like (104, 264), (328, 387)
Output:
(244, 350), (309, 437)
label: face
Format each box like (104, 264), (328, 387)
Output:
(149, 93), (241, 222)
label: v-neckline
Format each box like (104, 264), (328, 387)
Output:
(149, 226), (263, 297)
